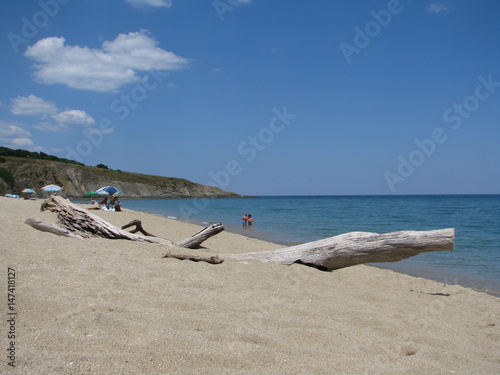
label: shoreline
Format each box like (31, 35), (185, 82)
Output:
(175, 220), (500, 298)
(103, 199), (500, 299)
(1, 196), (499, 374)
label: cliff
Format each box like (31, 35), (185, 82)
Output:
(0, 157), (240, 199)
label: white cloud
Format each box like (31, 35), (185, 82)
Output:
(126, 0), (172, 8)
(0, 122), (32, 138)
(33, 121), (69, 132)
(11, 95), (58, 115)
(25, 30), (189, 92)
(51, 110), (95, 126)
(0, 122), (34, 149)
(33, 110), (95, 132)
(427, 2), (453, 14)
(0, 137), (34, 148)
(9, 95), (96, 132)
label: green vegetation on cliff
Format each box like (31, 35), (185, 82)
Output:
(0, 146), (84, 166)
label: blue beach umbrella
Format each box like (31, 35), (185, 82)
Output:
(21, 188), (36, 194)
(96, 186), (122, 196)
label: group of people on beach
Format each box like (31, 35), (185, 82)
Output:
(95, 196), (122, 211)
(242, 213), (253, 228)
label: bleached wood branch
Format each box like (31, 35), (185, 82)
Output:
(229, 229), (455, 270)
(176, 223), (225, 248)
(162, 252), (224, 264)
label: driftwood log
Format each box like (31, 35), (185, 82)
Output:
(25, 196), (455, 270)
(25, 196), (223, 249)
(162, 253), (224, 264)
(229, 228), (455, 270)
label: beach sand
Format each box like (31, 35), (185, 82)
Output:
(1, 196), (499, 374)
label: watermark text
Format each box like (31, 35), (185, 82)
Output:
(384, 74), (499, 192)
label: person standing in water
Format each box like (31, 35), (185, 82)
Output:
(247, 214), (253, 227)
(242, 213), (249, 228)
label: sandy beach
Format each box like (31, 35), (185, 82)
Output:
(1, 196), (499, 374)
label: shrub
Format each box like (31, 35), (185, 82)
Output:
(0, 167), (14, 187)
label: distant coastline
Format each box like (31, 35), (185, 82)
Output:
(0, 152), (240, 199)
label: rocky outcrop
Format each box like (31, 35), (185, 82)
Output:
(0, 158), (240, 199)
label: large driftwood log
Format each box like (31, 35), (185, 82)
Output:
(25, 196), (222, 249)
(229, 228), (454, 270)
(26, 197), (455, 270)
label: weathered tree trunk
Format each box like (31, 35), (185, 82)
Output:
(25, 197), (455, 270)
(25, 196), (222, 249)
(229, 228), (455, 270)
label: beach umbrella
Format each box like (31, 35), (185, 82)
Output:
(96, 186), (122, 196)
(21, 188), (36, 194)
(41, 184), (63, 192)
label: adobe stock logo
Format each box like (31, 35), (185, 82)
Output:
(7, 0), (70, 54)
(65, 68), (170, 163)
(213, 0), (247, 22)
(339, 0), (404, 64)
(384, 74), (499, 192)
(178, 106), (297, 220)
(208, 106), (297, 190)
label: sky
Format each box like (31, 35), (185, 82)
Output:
(0, 0), (499, 196)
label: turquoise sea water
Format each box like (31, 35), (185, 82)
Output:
(119, 195), (499, 297)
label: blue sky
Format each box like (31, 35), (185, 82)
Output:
(0, 0), (499, 196)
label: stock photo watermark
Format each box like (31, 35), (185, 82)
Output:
(7, 0), (70, 54)
(213, 0), (249, 22)
(384, 74), (499, 192)
(6, 267), (17, 368)
(339, 0), (404, 64)
(65, 69), (170, 163)
(178, 106), (297, 220)
(210, 106), (296, 189)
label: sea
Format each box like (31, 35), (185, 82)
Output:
(118, 195), (499, 297)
